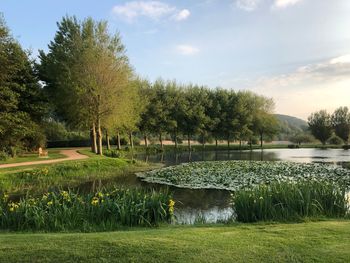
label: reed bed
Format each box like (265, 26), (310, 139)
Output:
(0, 188), (174, 231)
(233, 181), (349, 222)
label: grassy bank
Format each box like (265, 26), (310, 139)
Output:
(0, 156), (155, 195)
(0, 149), (66, 165)
(0, 221), (349, 262)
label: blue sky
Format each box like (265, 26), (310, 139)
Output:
(1, 0), (350, 119)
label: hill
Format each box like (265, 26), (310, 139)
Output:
(275, 114), (308, 140)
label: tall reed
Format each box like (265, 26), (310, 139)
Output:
(0, 188), (174, 231)
(233, 181), (348, 223)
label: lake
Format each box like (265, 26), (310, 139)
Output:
(87, 148), (350, 224)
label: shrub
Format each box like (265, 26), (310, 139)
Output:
(232, 181), (348, 223)
(0, 151), (9, 161)
(0, 188), (174, 231)
(327, 135), (344, 145)
(287, 144), (300, 149)
(104, 149), (122, 158)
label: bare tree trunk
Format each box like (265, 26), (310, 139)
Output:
(202, 133), (205, 149)
(215, 138), (218, 149)
(97, 117), (103, 156)
(227, 135), (230, 150)
(96, 95), (103, 156)
(116, 131), (121, 150)
(239, 140), (242, 150)
(106, 130), (110, 150)
(188, 134), (191, 151)
(144, 135), (148, 148)
(174, 129), (178, 150)
(159, 133), (163, 149)
(129, 132), (134, 149)
(90, 122), (97, 154)
(260, 133), (263, 149)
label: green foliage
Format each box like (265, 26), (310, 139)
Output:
(104, 149), (123, 158)
(233, 182), (348, 222)
(289, 132), (315, 145)
(327, 134), (344, 145)
(0, 188), (173, 231)
(331, 107), (350, 144)
(0, 16), (47, 155)
(308, 110), (333, 145)
(138, 161), (350, 191)
(0, 151), (9, 161)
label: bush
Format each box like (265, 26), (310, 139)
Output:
(287, 144), (300, 149)
(0, 151), (9, 161)
(232, 182), (348, 223)
(104, 149), (122, 158)
(327, 135), (344, 145)
(0, 188), (174, 231)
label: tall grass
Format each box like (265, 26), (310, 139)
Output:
(233, 181), (349, 223)
(0, 188), (174, 231)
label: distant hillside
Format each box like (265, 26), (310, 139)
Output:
(274, 114), (308, 140)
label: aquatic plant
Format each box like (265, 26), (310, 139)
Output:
(138, 161), (350, 191)
(232, 181), (349, 222)
(0, 188), (173, 231)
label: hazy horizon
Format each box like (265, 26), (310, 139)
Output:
(1, 0), (349, 120)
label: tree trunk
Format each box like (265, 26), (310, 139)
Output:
(116, 131), (121, 150)
(239, 140), (242, 149)
(129, 132), (134, 149)
(144, 135), (148, 148)
(202, 133), (205, 149)
(215, 138), (218, 149)
(90, 122), (97, 154)
(174, 129), (178, 150)
(260, 133), (263, 149)
(188, 134), (191, 151)
(227, 136), (230, 150)
(96, 95), (103, 156)
(106, 130), (110, 150)
(97, 117), (103, 156)
(159, 133), (163, 149)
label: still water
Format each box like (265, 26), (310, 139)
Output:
(86, 148), (350, 224)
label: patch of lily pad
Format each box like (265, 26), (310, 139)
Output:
(137, 161), (350, 191)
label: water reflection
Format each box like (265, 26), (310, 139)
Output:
(81, 148), (350, 224)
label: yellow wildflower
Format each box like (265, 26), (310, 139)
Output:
(91, 197), (99, 206)
(47, 201), (53, 206)
(168, 199), (175, 214)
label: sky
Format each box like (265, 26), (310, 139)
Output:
(1, 0), (350, 120)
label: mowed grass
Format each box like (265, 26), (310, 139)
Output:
(0, 221), (349, 263)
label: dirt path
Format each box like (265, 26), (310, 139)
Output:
(0, 149), (89, 169)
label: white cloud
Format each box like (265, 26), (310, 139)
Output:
(235, 0), (262, 11)
(173, 9), (191, 21)
(112, 1), (190, 22)
(176, 45), (200, 55)
(236, 0), (303, 11)
(273, 0), (303, 9)
(247, 54), (350, 118)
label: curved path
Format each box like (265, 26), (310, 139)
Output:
(0, 149), (89, 169)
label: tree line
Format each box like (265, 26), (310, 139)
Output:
(4, 15), (349, 158)
(308, 107), (350, 146)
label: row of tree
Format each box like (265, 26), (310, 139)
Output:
(36, 16), (280, 155)
(0, 14), (283, 157)
(308, 107), (350, 145)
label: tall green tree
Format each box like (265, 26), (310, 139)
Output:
(0, 15), (47, 156)
(331, 107), (350, 145)
(38, 16), (131, 155)
(308, 110), (333, 145)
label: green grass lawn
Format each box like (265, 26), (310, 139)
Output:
(0, 149), (66, 165)
(0, 221), (349, 263)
